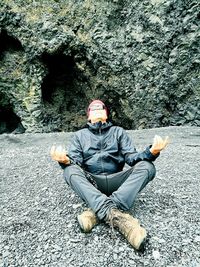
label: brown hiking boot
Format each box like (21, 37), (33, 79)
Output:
(77, 209), (98, 233)
(107, 209), (147, 250)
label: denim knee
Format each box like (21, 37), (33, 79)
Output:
(63, 164), (85, 185)
(134, 160), (156, 181)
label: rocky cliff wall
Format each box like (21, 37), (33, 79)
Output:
(0, 0), (199, 133)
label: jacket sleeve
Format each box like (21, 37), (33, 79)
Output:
(68, 133), (84, 166)
(59, 133), (83, 169)
(118, 128), (159, 166)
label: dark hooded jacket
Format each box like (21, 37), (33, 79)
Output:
(64, 122), (158, 175)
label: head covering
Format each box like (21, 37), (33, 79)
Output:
(87, 100), (108, 117)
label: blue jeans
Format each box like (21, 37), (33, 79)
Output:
(63, 161), (156, 220)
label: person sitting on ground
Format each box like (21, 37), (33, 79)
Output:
(50, 99), (169, 250)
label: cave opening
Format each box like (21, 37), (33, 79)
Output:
(41, 53), (76, 103)
(41, 52), (89, 131)
(0, 29), (23, 59)
(0, 30), (25, 134)
(40, 52), (135, 131)
(0, 105), (25, 134)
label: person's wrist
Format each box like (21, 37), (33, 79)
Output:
(58, 157), (70, 164)
(150, 147), (159, 156)
(64, 157), (70, 165)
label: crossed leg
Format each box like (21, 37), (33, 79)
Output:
(63, 161), (156, 220)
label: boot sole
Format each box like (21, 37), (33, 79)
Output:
(77, 215), (86, 232)
(128, 227), (147, 250)
(77, 215), (96, 233)
(137, 237), (146, 251)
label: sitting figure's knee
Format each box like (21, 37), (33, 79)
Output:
(135, 160), (156, 181)
(63, 164), (84, 184)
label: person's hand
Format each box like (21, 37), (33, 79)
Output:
(150, 135), (169, 155)
(50, 145), (70, 165)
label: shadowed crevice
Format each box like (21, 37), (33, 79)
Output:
(41, 53), (76, 104)
(40, 52), (89, 131)
(0, 29), (23, 59)
(0, 105), (25, 134)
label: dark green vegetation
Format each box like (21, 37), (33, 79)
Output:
(0, 0), (199, 133)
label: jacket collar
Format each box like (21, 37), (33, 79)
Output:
(87, 121), (113, 132)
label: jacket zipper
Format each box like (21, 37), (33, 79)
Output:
(99, 126), (105, 173)
(99, 126), (108, 193)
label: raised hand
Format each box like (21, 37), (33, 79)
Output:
(50, 145), (70, 165)
(150, 135), (169, 155)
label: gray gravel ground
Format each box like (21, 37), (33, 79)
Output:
(0, 126), (200, 267)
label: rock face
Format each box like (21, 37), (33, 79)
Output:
(0, 0), (199, 133)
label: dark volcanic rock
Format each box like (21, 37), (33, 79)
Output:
(0, 1), (200, 133)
